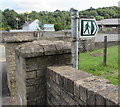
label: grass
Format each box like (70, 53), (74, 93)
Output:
(79, 46), (119, 85)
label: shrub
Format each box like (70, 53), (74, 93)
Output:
(54, 23), (62, 31)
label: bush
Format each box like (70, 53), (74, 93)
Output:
(103, 28), (112, 32)
(54, 23), (62, 31)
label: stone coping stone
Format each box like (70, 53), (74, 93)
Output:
(3, 36), (36, 43)
(15, 40), (71, 58)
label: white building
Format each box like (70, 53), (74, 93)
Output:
(44, 24), (55, 31)
(22, 19), (40, 31)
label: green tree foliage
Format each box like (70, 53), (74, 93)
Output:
(95, 16), (104, 20)
(1, 6), (120, 30)
(3, 9), (18, 29)
(54, 23), (62, 31)
(79, 6), (119, 20)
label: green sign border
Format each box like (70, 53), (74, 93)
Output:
(80, 19), (98, 36)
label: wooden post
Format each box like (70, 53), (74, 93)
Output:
(103, 36), (107, 66)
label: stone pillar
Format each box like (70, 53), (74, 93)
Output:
(15, 40), (71, 105)
(3, 36), (36, 104)
(79, 37), (95, 52)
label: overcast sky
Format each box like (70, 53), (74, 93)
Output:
(0, 0), (119, 13)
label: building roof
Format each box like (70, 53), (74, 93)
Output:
(22, 19), (39, 27)
(97, 18), (119, 25)
(22, 20), (34, 27)
(44, 24), (54, 28)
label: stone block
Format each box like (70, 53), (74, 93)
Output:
(47, 79), (61, 94)
(26, 76), (46, 87)
(42, 43), (56, 55)
(96, 84), (119, 106)
(37, 69), (46, 77)
(26, 71), (37, 79)
(74, 82), (79, 99)
(27, 99), (36, 105)
(26, 86), (36, 94)
(47, 97), (53, 105)
(79, 84), (87, 103)
(60, 89), (76, 105)
(35, 84), (46, 93)
(66, 78), (74, 95)
(25, 58), (38, 71)
(47, 85), (61, 102)
(48, 91), (60, 105)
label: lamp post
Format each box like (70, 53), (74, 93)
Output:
(16, 18), (19, 29)
(25, 12), (29, 23)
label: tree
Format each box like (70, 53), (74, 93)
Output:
(1, 6), (120, 31)
(95, 16), (104, 20)
(54, 23), (62, 31)
(3, 9), (18, 29)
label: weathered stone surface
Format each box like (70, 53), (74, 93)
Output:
(3, 35), (36, 43)
(15, 42), (44, 58)
(26, 77), (45, 87)
(47, 66), (119, 106)
(96, 84), (119, 106)
(15, 40), (71, 58)
(15, 40), (72, 105)
(26, 71), (37, 79)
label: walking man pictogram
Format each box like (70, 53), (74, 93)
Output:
(84, 22), (90, 34)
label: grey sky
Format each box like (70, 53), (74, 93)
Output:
(0, 0), (119, 13)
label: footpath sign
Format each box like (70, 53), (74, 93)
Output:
(80, 19), (99, 36)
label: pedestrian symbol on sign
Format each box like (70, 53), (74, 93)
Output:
(83, 22), (91, 34)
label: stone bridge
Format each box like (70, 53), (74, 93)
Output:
(2, 33), (119, 106)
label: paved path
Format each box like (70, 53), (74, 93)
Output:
(1, 61), (11, 105)
(0, 44), (6, 62)
(0, 44), (11, 105)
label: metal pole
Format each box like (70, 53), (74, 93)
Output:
(103, 36), (107, 66)
(17, 20), (18, 29)
(16, 18), (19, 30)
(70, 8), (79, 69)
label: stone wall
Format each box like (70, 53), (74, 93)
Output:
(3, 36), (36, 104)
(47, 66), (119, 106)
(2, 31), (70, 40)
(2, 31), (95, 52)
(3, 31), (119, 106)
(14, 40), (119, 106)
(37, 37), (95, 52)
(95, 41), (119, 49)
(2, 31), (34, 39)
(15, 40), (71, 105)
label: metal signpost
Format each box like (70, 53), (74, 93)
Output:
(70, 9), (99, 70)
(70, 8), (79, 70)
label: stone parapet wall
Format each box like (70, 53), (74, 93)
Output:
(37, 37), (95, 52)
(2, 31), (95, 52)
(95, 41), (119, 49)
(47, 66), (119, 106)
(3, 36), (36, 104)
(2, 31), (34, 39)
(15, 40), (72, 105)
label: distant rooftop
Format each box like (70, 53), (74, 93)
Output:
(44, 24), (54, 28)
(22, 20), (34, 27)
(97, 18), (119, 25)
(22, 19), (39, 27)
